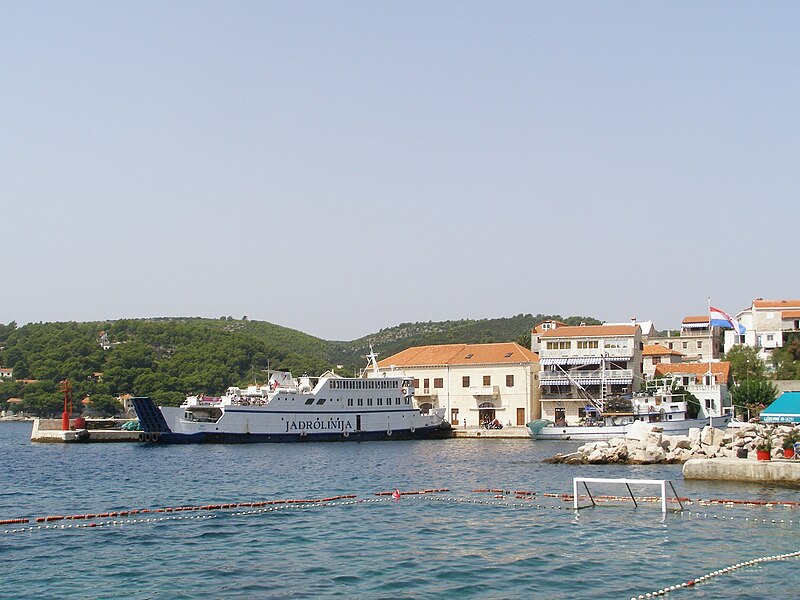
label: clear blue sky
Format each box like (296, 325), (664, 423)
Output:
(2, 1), (798, 340)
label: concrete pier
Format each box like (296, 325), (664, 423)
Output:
(683, 457), (800, 486)
(30, 418), (141, 443)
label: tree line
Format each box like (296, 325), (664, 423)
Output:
(0, 315), (555, 417)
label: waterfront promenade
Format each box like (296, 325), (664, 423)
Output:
(453, 425), (530, 439)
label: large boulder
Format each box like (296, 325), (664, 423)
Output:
(626, 420), (657, 442)
(644, 431), (665, 449)
(688, 427), (702, 446)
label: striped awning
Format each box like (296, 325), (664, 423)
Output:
(539, 357), (602, 366)
(682, 322), (708, 329)
(539, 379), (570, 386)
(571, 378), (601, 385)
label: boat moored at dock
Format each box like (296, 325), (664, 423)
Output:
(528, 386), (732, 441)
(133, 351), (452, 443)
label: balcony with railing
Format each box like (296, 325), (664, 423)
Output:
(539, 368), (634, 386)
(538, 348), (634, 363)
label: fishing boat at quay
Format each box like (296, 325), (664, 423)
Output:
(527, 386), (733, 441)
(132, 349), (452, 443)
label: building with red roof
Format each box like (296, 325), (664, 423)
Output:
(376, 342), (540, 428)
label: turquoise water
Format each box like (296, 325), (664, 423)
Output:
(2, 421), (800, 599)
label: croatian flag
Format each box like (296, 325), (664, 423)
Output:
(709, 306), (745, 335)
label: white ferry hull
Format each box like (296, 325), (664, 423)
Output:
(528, 415), (733, 441)
(132, 370), (453, 444)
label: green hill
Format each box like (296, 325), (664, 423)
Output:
(0, 313), (600, 416)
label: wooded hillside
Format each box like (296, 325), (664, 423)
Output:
(0, 313), (599, 416)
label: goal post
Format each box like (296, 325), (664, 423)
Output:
(572, 477), (683, 513)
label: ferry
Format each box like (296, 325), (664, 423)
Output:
(132, 350), (452, 443)
(527, 386), (732, 441)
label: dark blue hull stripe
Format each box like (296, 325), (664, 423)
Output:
(140, 425), (453, 444)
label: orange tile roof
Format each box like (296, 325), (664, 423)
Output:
(540, 325), (639, 338)
(643, 344), (683, 357)
(377, 342), (539, 368)
(532, 320), (567, 334)
(753, 299), (800, 309)
(782, 310), (800, 319)
(682, 315), (709, 324)
(654, 361), (731, 383)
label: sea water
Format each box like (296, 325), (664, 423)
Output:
(1, 421), (799, 599)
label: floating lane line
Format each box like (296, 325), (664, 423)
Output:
(5, 488), (800, 537)
(630, 549), (800, 599)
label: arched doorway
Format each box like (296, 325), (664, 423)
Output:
(419, 402), (432, 415)
(478, 402), (496, 427)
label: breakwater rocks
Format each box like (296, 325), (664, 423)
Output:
(543, 421), (800, 465)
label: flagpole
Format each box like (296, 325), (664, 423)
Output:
(707, 297), (713, 429)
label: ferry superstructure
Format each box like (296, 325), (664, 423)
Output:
(132, 352), (452, 443)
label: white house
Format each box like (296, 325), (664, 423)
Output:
(725, 298), (800, 362)
(375, 342), (540, 428)
(653, 361), (733, 418)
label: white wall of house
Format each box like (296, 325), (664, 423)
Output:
(378, 362), (539, 427)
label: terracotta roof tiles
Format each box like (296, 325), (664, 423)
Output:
(540, 325), (639, 338)
(643, 344), (684, 357)
(654, 361), (731, 383)
(753, 299), (800, 309)
(682, 315), (709, 324)
(377, 342), (539, 368)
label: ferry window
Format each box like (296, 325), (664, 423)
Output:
(367, 399), (373, 406)
(396, 398), (401, 405)
(378, 398), (383, 405)
(347, 399), (353, 407)
(316, 399), (326, 405)
(358, 399), (363, 406)
(462, 376), (470, 387)
(483, 375), (491, 386)
(305, 398), (314, 405)
(506, 374), (514, 387)
(405, 398), (410, 404)
(433, 378), (443, 388)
